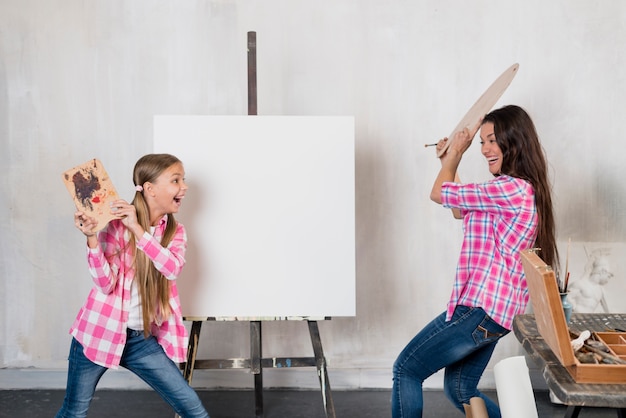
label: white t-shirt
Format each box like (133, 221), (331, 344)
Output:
(127, 226), (156, 330)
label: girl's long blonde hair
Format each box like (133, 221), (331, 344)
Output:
(130, 154), (180, 335)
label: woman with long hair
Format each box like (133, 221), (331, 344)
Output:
(392, 105), (558, 418)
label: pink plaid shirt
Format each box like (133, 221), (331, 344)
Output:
(441, 175), (538, 330)
(69, 215), (188, 368)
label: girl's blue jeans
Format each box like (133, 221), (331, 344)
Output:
(55, 329), (209, 418)
(392, 306), (509, 418)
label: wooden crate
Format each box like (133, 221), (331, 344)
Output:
(520, 248), (626, 383)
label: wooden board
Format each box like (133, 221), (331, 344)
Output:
(62, 158), (119, 231)
(521, 249), (576, 366)
(521, 248), (626, 383)
(437, 63), (519, 157)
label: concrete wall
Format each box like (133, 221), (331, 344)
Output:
(2, 0), (626, 390)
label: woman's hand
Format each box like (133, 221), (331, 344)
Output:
(449, 127), (475, 155)
(435, 137), (449, 155)
(438, 118), (482, 161)
(437, 132), (465, 168)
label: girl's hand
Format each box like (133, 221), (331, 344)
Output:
(110, 199), (139, 227)
(75, 211), (97, 237)
(110, 199), (145, 238)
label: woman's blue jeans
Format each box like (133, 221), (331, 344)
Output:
(392, 306), (509, 418)
(55, 329), (209, 418)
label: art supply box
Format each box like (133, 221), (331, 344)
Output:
(520, 249), (626, 383)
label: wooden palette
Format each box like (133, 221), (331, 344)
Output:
(62, 158), (119, 231)
(437, 63), (520, 157)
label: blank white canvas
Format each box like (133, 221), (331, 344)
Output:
(153, 115), (355, 317)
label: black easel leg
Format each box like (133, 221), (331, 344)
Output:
(176, 321), (203, 418)
(308, 320), (336, 418)
(183, 321), (203, 383)
(250, 321), (263, 418)
(247, 31), (257, 116)
(617, 408), (626, 418)
(564, 405), (582, 418)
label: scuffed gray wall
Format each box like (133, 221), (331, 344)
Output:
(2, 0), (626, 390)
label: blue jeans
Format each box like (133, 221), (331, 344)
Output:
(392, 306), (509, 418)
(55, 329), (209, 418)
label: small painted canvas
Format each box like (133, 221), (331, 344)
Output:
(62, 158), (119, 231)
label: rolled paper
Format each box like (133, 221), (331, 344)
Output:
(493, 356), (538, 418)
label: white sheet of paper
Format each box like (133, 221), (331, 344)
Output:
(154, 115), (355, 317)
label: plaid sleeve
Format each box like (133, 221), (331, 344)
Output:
(441, 176), (526, 215)
(136, 223), (187, 280)
(86, 221), (123, 294)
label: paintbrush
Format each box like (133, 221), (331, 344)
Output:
(564, 238), (571, 292)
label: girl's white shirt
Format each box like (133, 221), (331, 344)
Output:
(127, 226), (157, 331)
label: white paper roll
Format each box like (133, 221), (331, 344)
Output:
(493, 356), (538, 418)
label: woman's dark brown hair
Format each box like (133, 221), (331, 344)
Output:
(482, 105), (559, 271)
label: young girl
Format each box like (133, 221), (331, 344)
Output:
(392, 105), (559, 418)
(56, 154), (209, 418)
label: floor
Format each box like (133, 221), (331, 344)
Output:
(0, 389), (620, 418)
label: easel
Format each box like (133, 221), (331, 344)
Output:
(182, 316), (335, 418)
(178, 32), (336, 418)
